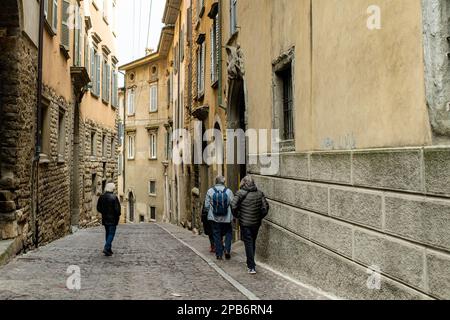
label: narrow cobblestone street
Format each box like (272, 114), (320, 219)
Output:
(0, 224), (327, 300)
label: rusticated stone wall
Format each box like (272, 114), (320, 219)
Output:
(0, 0), (37, 250)
(249, 147), (450, 300)
(78, 118), (118, 227)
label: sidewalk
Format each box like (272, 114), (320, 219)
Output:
(158, 223), (333, 300)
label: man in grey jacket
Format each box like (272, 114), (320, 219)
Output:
(231, 176), (269, 274)
(204, 176), (234, 260)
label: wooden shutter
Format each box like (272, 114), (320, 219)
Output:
(90, 48), (95, 90)
(44, 0), (49, 19)
(107, 64), (111, 102)
(150, 85), (157, 112)
(201, 42), (205, 93)
(96, 55), (101, 95)
(61, 0), (70, 49)
(52, 0), (58, 31)
(85, 37), (89, 74)
(210, 27), (214, 83)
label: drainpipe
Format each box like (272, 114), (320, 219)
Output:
(218, 0), (223, 109)
(31, 0), (45, 248)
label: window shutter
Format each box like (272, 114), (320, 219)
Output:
(90, 48), (95, 90)
(106, 64), (111, 102)
(44, 0), (49, 19)
(74, 6), (80, 65)
(215, 16), (220, 82)
(201, 42), (205, 93)
(61, 0), (70, 48)
(96, 55), (101, 95)
(52, 0), (58, 31)
(210, 27), (214, 83)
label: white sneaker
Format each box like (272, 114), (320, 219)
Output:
(248, 268), (257, 275)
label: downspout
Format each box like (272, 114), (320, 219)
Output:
(32, 0), (45, 248)
(218, 0), (223, 108)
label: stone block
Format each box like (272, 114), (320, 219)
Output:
(385, 195), (450, 251)
(257, 221), (430, 300)
(310, 215), (353, 257)
(330, 188), (383, 229)
(424, 148), (450, 196)
(279, 153), (309, 180)
(353, 149), (422, 192)
(0, 221), (18, 240)
(354, 230), (425, 289)
(0, 201), (16, 213)
(310, 152), (351, 184)
(254, 176), (328, 214)
(266, 200), (310, 239)
(427, 251), (450, 300)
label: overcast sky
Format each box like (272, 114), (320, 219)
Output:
(117, 0), (165, 71)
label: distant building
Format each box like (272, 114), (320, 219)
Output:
(119, 26), (174, 224)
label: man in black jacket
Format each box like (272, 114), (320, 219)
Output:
(97, 183), (121, 257)
(231, 176), (269, 274)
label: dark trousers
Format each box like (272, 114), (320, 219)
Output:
(241, 225), (260, 270)
(104, 225), (117, 252)
(212, 222), (233, 258)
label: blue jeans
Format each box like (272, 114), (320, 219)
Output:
(241, 226), (260, 270)
(104, 225), (117, 252)
(212, 222), (232, 258)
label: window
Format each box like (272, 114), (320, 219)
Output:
(90, 47), (101, 97)
(118, 121), (124, 146)
(102, 134), (107, 157)
(273, 49), (295, 149)
(112, 65), (118, 107)
(149, 206), (156, 221)
(61, 0), (70, 52)
(52, 0), (58, 32)
(110, 136), (115, 157)
(197, 0), (205, 18)
(84, 36), (89, 73)
(210, 14), (219, 85)
(150, 84), (158, 112)
(102, 58), (110, 103)
(280, 67), (294, 141)
(127, 89), (135, 115)
(73, 4), (82, 66)
(57, 108), (66, 160)
(148, 181), (156, 196)
(90, 131), (96, 156)
(103, 0), (109, 23)
(149, 133), (157, 159)
(197, 41), (206, 97)
(39, 99), (50, 156)
(127, 135), (135, 160)
(96, 54), (101, 96)
(230, 0), (238, 35)
(180, 28), (185, 62)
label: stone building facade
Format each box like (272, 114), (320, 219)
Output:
(229, 0), (450, 300)
(0, 0), (39, 253)
(0, 0), (119, 263)
(119, 27), (174, 224)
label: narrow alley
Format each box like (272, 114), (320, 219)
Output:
(0, 224), (327, 300)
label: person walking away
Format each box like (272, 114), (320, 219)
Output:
(97, 183), (121, 257)
(204, 176), (234, 260)
(231, 176), (269, 274)
(201, 202), (215, 253)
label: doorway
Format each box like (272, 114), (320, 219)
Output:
(128, 192), (135, 222)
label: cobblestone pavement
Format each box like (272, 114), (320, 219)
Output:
(0, 224), (329, 300)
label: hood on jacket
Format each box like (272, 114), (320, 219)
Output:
(240, 176), (257, 192)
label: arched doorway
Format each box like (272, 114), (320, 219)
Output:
(227, 79), (247, 193)
(128, 192), (135, 222)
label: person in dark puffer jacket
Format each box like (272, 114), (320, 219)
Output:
(97, 183), (121, 257)
(231, 176), (269, 274)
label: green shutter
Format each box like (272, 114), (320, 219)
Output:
(52, 0), (58, 31)
(90, 48), (95, 91)
(96, 55), (101, 95)
(106, 64), (111, 103)
(61, 0), (70, 49)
